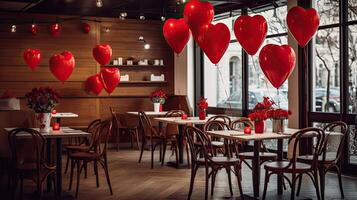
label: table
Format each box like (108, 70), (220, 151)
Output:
(52, 112), (78, 123)
(154, 117), (208, 167)
(206, 129), (298, 198)
(127, 111), (168, 116)
(4, 127), (90, 196)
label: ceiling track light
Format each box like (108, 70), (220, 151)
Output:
(138, 36), (150, 50)
(161, 16), (166, 21)
(96, 0), (103, 8)
(139, 14), (145, 20)
(11, 24), (16, 33)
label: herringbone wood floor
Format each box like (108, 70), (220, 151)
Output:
(1, 150), (357, 200)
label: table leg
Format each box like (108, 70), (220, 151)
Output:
(46, 139), (52, 192)
(177, 125), (184, 164)
(56, 138), (63, 196)
(252, 140), (261, 198)
(277, 139), (283, 195)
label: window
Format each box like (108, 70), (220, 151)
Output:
(203, 17), (243, 110)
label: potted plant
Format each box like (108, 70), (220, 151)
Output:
(267, 108), (291, 133)
(197, 97), (208, 120)
(25, 87), (59, 133)
(248, 97), (274, 134)
(150, 89), (167, 112)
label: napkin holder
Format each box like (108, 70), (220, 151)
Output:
(120, 74), (130, 82)
(150, 74), (165, 82)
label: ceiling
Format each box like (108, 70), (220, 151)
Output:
(0, 0), (287, 21)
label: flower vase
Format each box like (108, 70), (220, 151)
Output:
(254, 121), (265, 134)
(153, 102), (161, 113)
(159, 104), (163, 112)
(36, 113), (51, 133)
(273, 119), (285, 133)
(198, 110), (206, 120)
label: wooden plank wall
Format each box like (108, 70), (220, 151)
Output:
(0, 13), (174, 127)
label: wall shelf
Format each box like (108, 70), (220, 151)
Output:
(105, 65), (167, 68)
(119, 81), (167, 85)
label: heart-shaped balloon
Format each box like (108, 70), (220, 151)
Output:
(287, 6), (320, 47)
(200, 23), (230, 64)
(49, 51), (75, 82)
(50, 23), (61, 38)
(234, 15), (267, 55)
(259, 44), (296, 89)
(163, 18), (190, 54)
(192, 24), (209, 47)
(85, 74), (103, 95)
(23, 48), (41, 71)
(82, 23), (91, 34)
(100, 67), (120, 94)
(31, 24), (39, 36)
(93, 44), (112, 65)
(183, 0), (214, 34)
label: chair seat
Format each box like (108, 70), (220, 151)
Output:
(66, 145), (90, 152)
(298, 153), (336, 164)
(239, 152), (277, 160)
(212, 141), (224, 147)
(198, 156), (240, 164)
(264, 161), (311, 173)
(69, 151), (101, 161)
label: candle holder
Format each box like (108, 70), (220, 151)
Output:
(53, 122), (60, 131)
(181, 114), (188, 120)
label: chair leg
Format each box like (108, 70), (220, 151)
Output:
(134, 129), (141, 150)
(151, 142), (155, 169)
(262, 170), (270, 200)
(75, 161), (82, 198)
(103, 159), (113, 195)
(296, 174), (303, 196)
(161, 140), (167, 166)
(94, 161), (100, 188)
(314, 170), (321, 200)
(204, 165), (209, 200)
(336, 167), (344, 199)
(226, 167), (233, 196)
(211, 169), (217, 196)
(117, 129), (120, 151)
(138, 140), (145, 163)
(319, 169), (325, 200)
(68, 159), (75, 191)
(84, 162), (88, 179)
(234, 165), (244, 200)
(174, 143), (179, 169)
(291, 173), (296, 200)
(186, 143), (190, 169)
(52, 173), (58, 200)
(64, 151), (70, 174)
(188, 164), (199, 200)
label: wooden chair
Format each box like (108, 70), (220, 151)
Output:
(231, 118), (277, 169)
(110, 107), (140, 151)
(296, 121), (348, 200)
(207, 115), (232, 125)
(64, 119), (102, 175)
(68, 120), (113, 198)
(137, 111), (164, 169)
(8, 128), (57, 199)
(184, 125), (244, 200)
(205, 116), (232, 155)
(161, 110), (190, 168)
(262, 127), (325, 200)
(203, 120), (231, 156)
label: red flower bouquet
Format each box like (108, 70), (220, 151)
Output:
(197, 97), (208, 110)
(248, 111), (268, 122)
(248, 97), (274, 134)
(150, 89), (167, 104)
(25, 87), (59, 113)
(267, 108), (292, 119)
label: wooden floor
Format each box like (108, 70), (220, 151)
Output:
(1, 149), (357, 200)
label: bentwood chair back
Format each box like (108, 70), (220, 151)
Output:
(8, 128), (57, 199)
(230, 118), (253, 130)
(322, 121), (348, 164)
(203, 120), (230, 156)
(207, 115), (232, 126)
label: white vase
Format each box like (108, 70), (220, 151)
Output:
(153, 103), (161, 113)
(36, 113), (51, 133)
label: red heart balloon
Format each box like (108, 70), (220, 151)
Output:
(93, 44), (112, 65)
(85, 74), (103, 95)
(163, 18), (190, 54)
(234, 15), (267, 55)
(287, 6), (320, 47)
(259, 44), (296, 89)
(23, 48), (41, 71)
(183, 0), (214, 34)
(31, 24), (39, 36)
(100, 67), (120, 94)
(200, 23), (230, 64)
(192, 24), (209, 47)
(82, 23), (91, 34)
(50, 23), (61, 38)
(49, 51), (75, 82)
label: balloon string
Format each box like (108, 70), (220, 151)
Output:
(303, 46), (308, 126)
(216, 64), (233, 116)
(250, 55), (275, 104)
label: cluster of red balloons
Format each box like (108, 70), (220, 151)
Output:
(30, 22), (91, 37)
(85, 44), (120, 95)
(163, 0), (320, 89)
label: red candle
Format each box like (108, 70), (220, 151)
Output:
(244, 126), (252, 134)
(181, 114), (188, 120)
(53, 122), (60, 131)
(52, 109), (57, 114)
